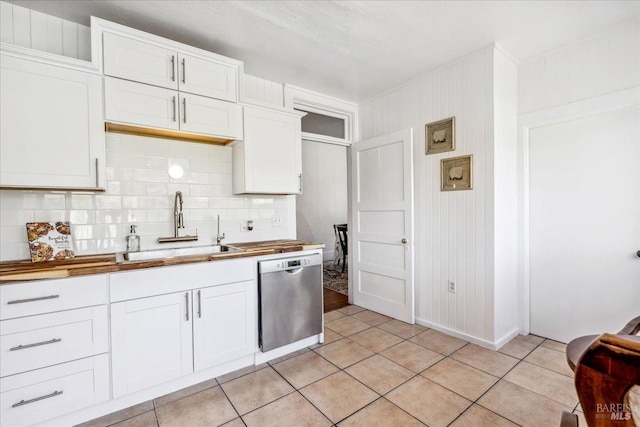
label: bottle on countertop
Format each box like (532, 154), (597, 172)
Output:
(126, 225), (140, 253)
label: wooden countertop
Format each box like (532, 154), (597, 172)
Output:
(0, 240), (325, 284)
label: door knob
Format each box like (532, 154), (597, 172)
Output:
(637, 250), (640, 258)
(401, 237), (407, 244)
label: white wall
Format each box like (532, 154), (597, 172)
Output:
(296, 141), (348, 261)
(0, 133), (295, 261)
(518, 17), (640, 115)
(359, 46), (519, 346)
(0, 1), (91, 60)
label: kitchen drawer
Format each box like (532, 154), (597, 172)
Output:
(1, 306), (108, 377)
(0, 354), (110, 427)
(0, 275), (107, 320)
(110, 258), (254, 302)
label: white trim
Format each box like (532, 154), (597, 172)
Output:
(416, 318), (520, 351)
(254, 334), (321, 364)
(0, 42), (99, 73)
(517, 86), (640, 334)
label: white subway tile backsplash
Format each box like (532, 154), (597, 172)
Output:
(0, 134), (294, 260)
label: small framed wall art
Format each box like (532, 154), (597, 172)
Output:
(441, 155), (473, 191)
(425, 116), (455, 155)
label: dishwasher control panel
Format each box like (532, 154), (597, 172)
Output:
(259, 254), (322, 273)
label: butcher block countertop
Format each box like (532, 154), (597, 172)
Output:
(0, 240), (325, 284)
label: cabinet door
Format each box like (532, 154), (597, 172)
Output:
(105, 77), (179, 131)
(237, 106), (302, 194)
(193, 280), (256, 371)
(0, 55), (105, 190)
(111, 292), (193, 397)
(179, 93), (242, 139)
(177, 53), (237, 102)
(103, 32), (178, 90)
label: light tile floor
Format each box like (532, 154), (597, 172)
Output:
(79, 305), (583, 427)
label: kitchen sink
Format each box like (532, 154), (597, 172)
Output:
(123, 244), (244, 261)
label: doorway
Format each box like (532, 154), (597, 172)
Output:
(296, 140), (349, 312)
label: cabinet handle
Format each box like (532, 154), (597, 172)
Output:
(7, 295), (59, 305)
(172, 96), (176, 122)
(12, 390), (63, 408)
(95, 158), (100, 188)
(185, 292), (189, 321)
(197, 290), (202, 318)
(171, 55), (175, 81)
(183, 98), (187, 123)
(298, 173), (303, 193)
(10, 338), (62, 351)
(182, 58), (186, 84)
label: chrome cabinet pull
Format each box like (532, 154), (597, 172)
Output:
(183, 98), (187, 123)
(7, 295), (59, 305)
(182, 58), (186, 84)
(12, 390), (63, 408)
(197, 290), (202, 318)
(298, 173), (303, 193)
(185, 292), (189, 321)
(10, 338), (61, 351)
(172, 96), (176, 122)
(95, 158), (100, 187)
(171, 55), (175, 81)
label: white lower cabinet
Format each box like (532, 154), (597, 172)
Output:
(0, 354), (109, 427)
(193, 280), (255, 371)
(111, 292), (194, 398)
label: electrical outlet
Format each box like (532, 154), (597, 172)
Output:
(448, 280), (456, 293)
(272, 216), (283, 227)
(241, 220), (254, 232)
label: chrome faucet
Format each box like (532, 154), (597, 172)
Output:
(216, 214), (225, 245)
(158, 191), (198, 243)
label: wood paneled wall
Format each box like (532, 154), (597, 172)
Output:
(518, 17), (640, 115)
(360, 47), (507, 344)
(242, 74), (285, 108)
(0, 1), (91, 61)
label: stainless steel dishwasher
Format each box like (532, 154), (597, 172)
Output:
(258, 253), (323, 352)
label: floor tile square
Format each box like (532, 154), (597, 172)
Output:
(156, 386), (237, 426)
(273, 351), (339, 389)
(351, 309), (392, 326)
(313, 338), (374, 369)
(220, 419), (244, 427)
(449, 404), (518, 427)
(220, 367), (294, 415)
(409, 329), (467, 355)
(377, 319), (427, 339)
(515, 334), (545, 345)
(111, 411), (158, 427)
(337, 305), (366, 315)
(478, 380), (572, 427)
(422, 358), (498, 401)
(450, 344), (518, 377)
(504, 361), (578, 407)
(349, 327), (403, 353)
(380, 341), (444, 372)
(267, 347), (310, 365)
(338, 398), (425, 426)
(386, 376), (471, 427)
(345, 355), (415, 394)
(310, 328), (343, 349)
(324, 310), (346, 323)
(524, 346), (573, 377)
(300, 372), (378, 423)
(242, 392), (331, 427)
(325, 316), (371, 336)
(498, 337), (538, 359)
(153, 378), (218, 407)
(541, 338), (568, 352)
(76, 401), (154, 427)
(216, 363), (268, 384)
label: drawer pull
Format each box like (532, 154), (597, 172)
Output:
(7, 295), (60, 305)
(10, 338), (62, 351)
(12, 390), (63, 408)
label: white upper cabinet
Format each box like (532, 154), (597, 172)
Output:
(179, 93), (242, 139)
(103, 32), (238, 102)
(103, 32), (178, 90)
(0, 54), (105, 190)
(233, 106), (304, 194)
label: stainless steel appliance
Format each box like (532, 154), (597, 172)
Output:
(258, 254), (323, 352)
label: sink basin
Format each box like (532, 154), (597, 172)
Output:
(123, 244), (243, 261)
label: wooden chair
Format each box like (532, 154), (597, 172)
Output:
(561, 317), (640, 427)
(333, 224), (348, 273)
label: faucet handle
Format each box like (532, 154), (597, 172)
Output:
(178, 213), (185, 228)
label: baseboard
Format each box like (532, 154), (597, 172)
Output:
(415, 318), (521, 350)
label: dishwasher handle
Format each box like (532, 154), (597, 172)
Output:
(283, 267), (304, 275)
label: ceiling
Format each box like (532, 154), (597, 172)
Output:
(9, 1), (640, 103)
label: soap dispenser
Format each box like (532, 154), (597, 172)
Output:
(126, 225), (140, 252)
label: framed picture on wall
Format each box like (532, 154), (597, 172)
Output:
(425, 116), (455, 155)
(441, 155), (473, 191)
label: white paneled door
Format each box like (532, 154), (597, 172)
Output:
(351, 129), (414, 323)
(529, 106), (640, 343)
